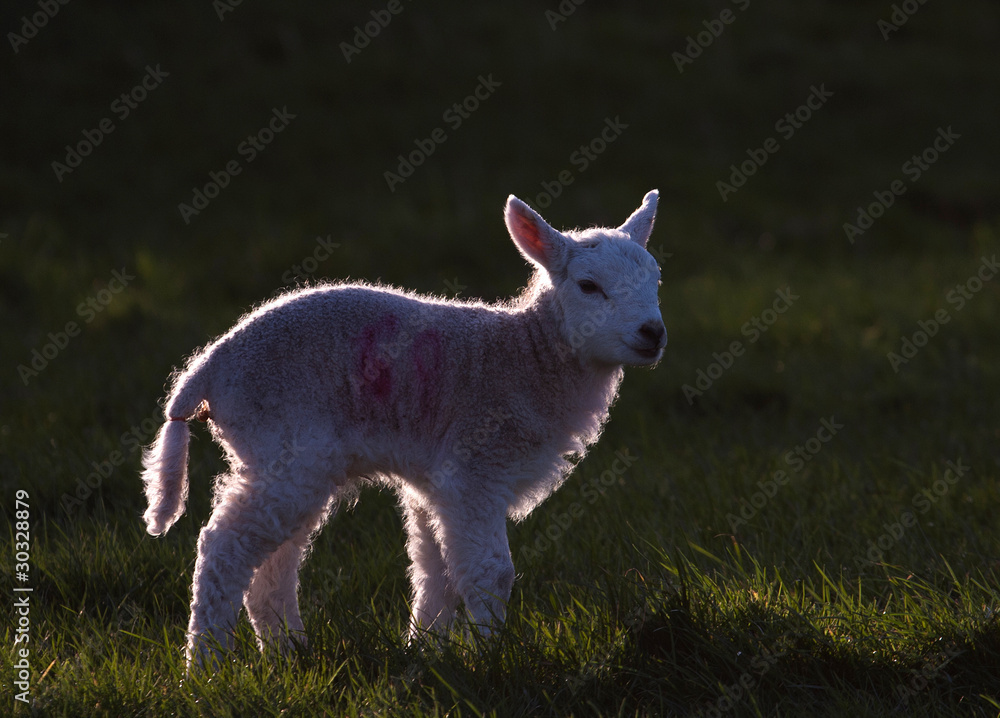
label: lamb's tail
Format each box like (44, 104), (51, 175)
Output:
(141, 356), (212, 536)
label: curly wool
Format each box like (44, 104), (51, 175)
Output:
(141, 190), (666, 668)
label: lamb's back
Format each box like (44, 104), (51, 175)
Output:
(203, 284), (500, 438)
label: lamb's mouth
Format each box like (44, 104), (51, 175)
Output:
(626, 343), (663, 362)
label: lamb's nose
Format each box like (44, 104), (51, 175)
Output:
(639, 321), (667, 347)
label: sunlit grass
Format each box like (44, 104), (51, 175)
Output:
(3, 228), (998, 715)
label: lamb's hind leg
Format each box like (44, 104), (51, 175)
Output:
(244, 494), (335, 654)
(186, 472), (329, 669)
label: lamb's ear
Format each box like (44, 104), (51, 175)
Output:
(504, 195), (570, 275)
(618, 189), (659, 247)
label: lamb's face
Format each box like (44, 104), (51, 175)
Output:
(504, 189), (667, 368)
(556, 234), (666, 367)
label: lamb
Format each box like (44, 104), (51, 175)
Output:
(140, 190), (667, 668)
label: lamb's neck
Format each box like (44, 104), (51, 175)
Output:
(515, 290), (624, 451)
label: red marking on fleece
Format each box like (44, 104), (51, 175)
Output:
(412, 328), (444, 419)
(356, 314), (400, 401)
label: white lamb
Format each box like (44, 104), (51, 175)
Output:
(141, 190), (666, 667)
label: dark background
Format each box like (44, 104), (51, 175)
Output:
(2, 0), (999, 535)
(3, 0), (996, 279)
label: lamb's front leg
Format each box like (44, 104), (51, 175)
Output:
(403, 500), (460, 639)
(434, 496), (514, 637)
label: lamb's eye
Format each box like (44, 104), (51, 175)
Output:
(578, 279), (603, 296)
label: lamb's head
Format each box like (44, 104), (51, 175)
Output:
(504, 190), (666, 367)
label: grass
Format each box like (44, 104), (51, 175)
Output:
(4, 239), (998, 716)
(3, 0), (1000, 715)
